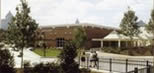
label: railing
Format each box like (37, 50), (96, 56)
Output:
(127, 66), (154, 73)
(79, 57), (153, 73)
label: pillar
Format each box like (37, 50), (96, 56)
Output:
(133, 41), (136, 47)
(126, 41), (128, 47)
(101, 41), (103, 48)
(118, 40), (121, 48)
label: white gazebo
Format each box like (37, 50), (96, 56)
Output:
(92, 30), (140, 48)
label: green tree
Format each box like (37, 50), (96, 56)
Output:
(120, 9), (140, 46)
(59, 42), (80, 73)
(0, 45), (16, 73)
(146, 9), (154, 46)
(40, 32), (47, 57)
(6, 0), (38, 68)
(73, 27), (87, 49)
(72, 27), (87, 65)
(0, 29), (7, 42)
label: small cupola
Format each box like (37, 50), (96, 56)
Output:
(75, 18), (80, 24)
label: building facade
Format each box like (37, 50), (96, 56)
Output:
(0, 11), (13, 30)
(38, 23), (113, 49)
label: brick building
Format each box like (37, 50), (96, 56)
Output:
(38, 23), (114, 49)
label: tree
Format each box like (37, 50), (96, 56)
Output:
(146, 9), (154, 70)
(73, 27), (87, 49)
(72, 27), (87, 65)
(39, 32), (47, 57)
(146, 9), (154, 46)
(6, 0), (38, 68)
(59, 42), (80, 73)
(0, 29), (7, 42)
(120, 9), (140, 47)
(0, 45), (16, 73)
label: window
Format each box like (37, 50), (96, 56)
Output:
(103, 41), (109, 47)
(110, 41), (118, 47)
(56, 38), (65, 47)
(121, 41), (127, 48)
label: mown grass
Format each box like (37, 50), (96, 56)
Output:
(33, 49), (61, 57)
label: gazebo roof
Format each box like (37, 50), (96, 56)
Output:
(93, 30), (139, 41)
(103, 30), (135, 41)
(104, 31), (123, 40)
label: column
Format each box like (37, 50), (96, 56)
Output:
(133, 41), (136, 47)
(101, 41), (103, 48)
(118, 40), (121, 48)
(126, 41), (128, 47)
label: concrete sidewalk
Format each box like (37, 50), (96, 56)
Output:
(90, 68), (120, 73)
(96, 51), (153, 61)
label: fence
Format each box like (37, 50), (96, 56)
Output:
(79, 57), (153, 73)
(127, 66), (154, 73)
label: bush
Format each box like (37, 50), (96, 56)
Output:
(24, 62), (33, 73)
(102, 47), (121, 54)
(59, 42), (80, 73)
(80, 68), (91, 73)
(0, 48), (16, 73)
(33, 63), (61, 73)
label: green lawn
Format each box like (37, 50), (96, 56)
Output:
(33, 49), (61, 57)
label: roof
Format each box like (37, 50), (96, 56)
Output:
(93, 30), (139, 41)
(93, 27), (154, 41)
(103, 30), (139, 41)
(39, 23), (118, 30)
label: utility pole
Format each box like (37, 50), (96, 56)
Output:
(42, 32), (46, 57)
(0, 0), (1, 27)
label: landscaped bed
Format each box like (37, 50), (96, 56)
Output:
(102, 46), (154, 56)
(33, 48), (61, 57)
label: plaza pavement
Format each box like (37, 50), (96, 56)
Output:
(96, 51), (154, 62)
(3, 46), (57, 68)
(83, 51), (154, 73)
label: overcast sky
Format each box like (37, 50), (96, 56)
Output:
(2, 0), (153, 27)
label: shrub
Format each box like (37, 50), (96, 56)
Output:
(24, 62), (33, 73)
(0, 48), (16, 73)
(59, 42), (80, 73)
(80, 68), (91, 73)
(33, 63), (61, 73)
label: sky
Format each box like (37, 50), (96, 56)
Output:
(1, 0), (154, 27)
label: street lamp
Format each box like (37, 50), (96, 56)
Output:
(42, 32), (46, 57)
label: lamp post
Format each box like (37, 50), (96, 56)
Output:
(42, 32), (46, 57)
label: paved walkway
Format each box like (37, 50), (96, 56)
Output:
(90, 68), (119, 73)
(84, 51), (154, 73)
(96, 51), (154, 61)
(3, 46), (57, 68)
